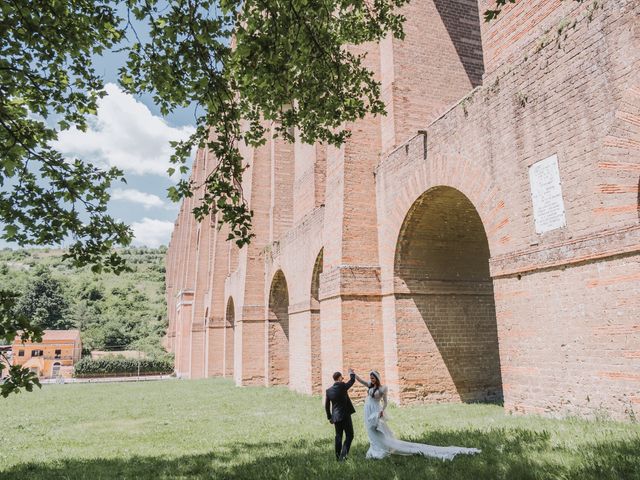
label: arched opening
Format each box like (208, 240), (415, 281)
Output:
(310, 249), (323, 394)
(268, 270), (290, 386)
(52, 362), (61, 378)
(394, 186), (503, 404)
(225, 298), (235, 378)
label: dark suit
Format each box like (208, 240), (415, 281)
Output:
(325, 373), (356, 459)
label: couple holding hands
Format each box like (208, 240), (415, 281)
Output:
(325, 369), (481, 461)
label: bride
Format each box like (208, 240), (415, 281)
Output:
(354, 370), (481, 460)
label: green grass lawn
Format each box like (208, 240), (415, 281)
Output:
(1, 379), (638, 479)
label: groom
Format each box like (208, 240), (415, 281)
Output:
(325, 368), (356, 461)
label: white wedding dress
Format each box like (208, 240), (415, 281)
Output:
(360, 380), (481, 460)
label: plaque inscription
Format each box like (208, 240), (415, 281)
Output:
(528, 154), (566, 234)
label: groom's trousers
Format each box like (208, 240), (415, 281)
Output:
(334, 415), (354, 459)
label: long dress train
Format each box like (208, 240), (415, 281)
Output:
(359, 380), (481, 460)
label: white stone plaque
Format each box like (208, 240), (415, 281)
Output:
(528, 154), (566, 234)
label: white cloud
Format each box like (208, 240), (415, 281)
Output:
(130, 218), (174, 248)
(52, 83), (194, 177)
(111, 188), (170, 210)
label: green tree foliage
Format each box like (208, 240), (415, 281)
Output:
(0, 289), (41, 397)
(15, 268), (72, 330)
(121, 0), (409, 243)
(0, 1), (132, 272)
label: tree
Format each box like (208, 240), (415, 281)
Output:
(15, 269), (72, 330)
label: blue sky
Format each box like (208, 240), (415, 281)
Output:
(51, 80), (195, 248)
(3, 19), (197, 249)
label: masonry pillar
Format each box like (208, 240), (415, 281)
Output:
(318, 43), (386, 398)
(231, 132), (275, 386)
(204, 219), (231, 377)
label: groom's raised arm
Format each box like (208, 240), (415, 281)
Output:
(345, 370), (356, 389)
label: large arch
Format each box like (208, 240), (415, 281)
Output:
(224, 297), (235, 378)
(268, 270), (290, 386)
(310, 249), (323, 394)
(394, 186), (503, 404)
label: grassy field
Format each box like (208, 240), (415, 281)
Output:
(1, 379), (638, 479)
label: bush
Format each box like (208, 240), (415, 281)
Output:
(74, 356), (174, 377)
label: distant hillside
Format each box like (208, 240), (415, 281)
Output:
(0, 247), (168, 357)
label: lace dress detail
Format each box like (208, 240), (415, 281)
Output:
(357, 377), (481, 460)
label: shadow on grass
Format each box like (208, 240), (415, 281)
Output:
(2, 427), (639, 480)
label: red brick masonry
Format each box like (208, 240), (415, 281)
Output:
(165, 0), (640, 420)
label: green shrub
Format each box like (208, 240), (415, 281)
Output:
(74, 356), (174, 377)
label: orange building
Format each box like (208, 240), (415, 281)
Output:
(12, 330), (82, 378)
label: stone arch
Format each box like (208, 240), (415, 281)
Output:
(377, 153), (511, 284)
(225, 297), (235, 378)
(268, 270), (290, 386)
(309, 248), (323, 394)
(393, 185), (503, 404)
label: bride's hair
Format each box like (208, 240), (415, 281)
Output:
(369, 370), (381, 397)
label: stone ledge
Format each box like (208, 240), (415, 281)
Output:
(288, 300), (317, 315)
(176, 289), (194, 299)
(207, 315), (226, 328)
(490, 224), (640, 278)
(319, 265), (381, 300)
(392, 278), (494, 296)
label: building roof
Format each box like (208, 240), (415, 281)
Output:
(13, 329), (81, 345)
(42, 329), (81, 342)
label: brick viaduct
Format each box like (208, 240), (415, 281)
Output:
(165, 0), (640, 420)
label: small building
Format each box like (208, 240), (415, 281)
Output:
(12, 330), (82, 378)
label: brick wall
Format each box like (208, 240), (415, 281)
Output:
(374, 0), (639, 419)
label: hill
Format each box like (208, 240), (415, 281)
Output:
(0, 247), (168, 356)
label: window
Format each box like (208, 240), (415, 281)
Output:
(31, 349), (43, 357)
(55, 349), (61, 359)
(18, 350), (24, 357)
